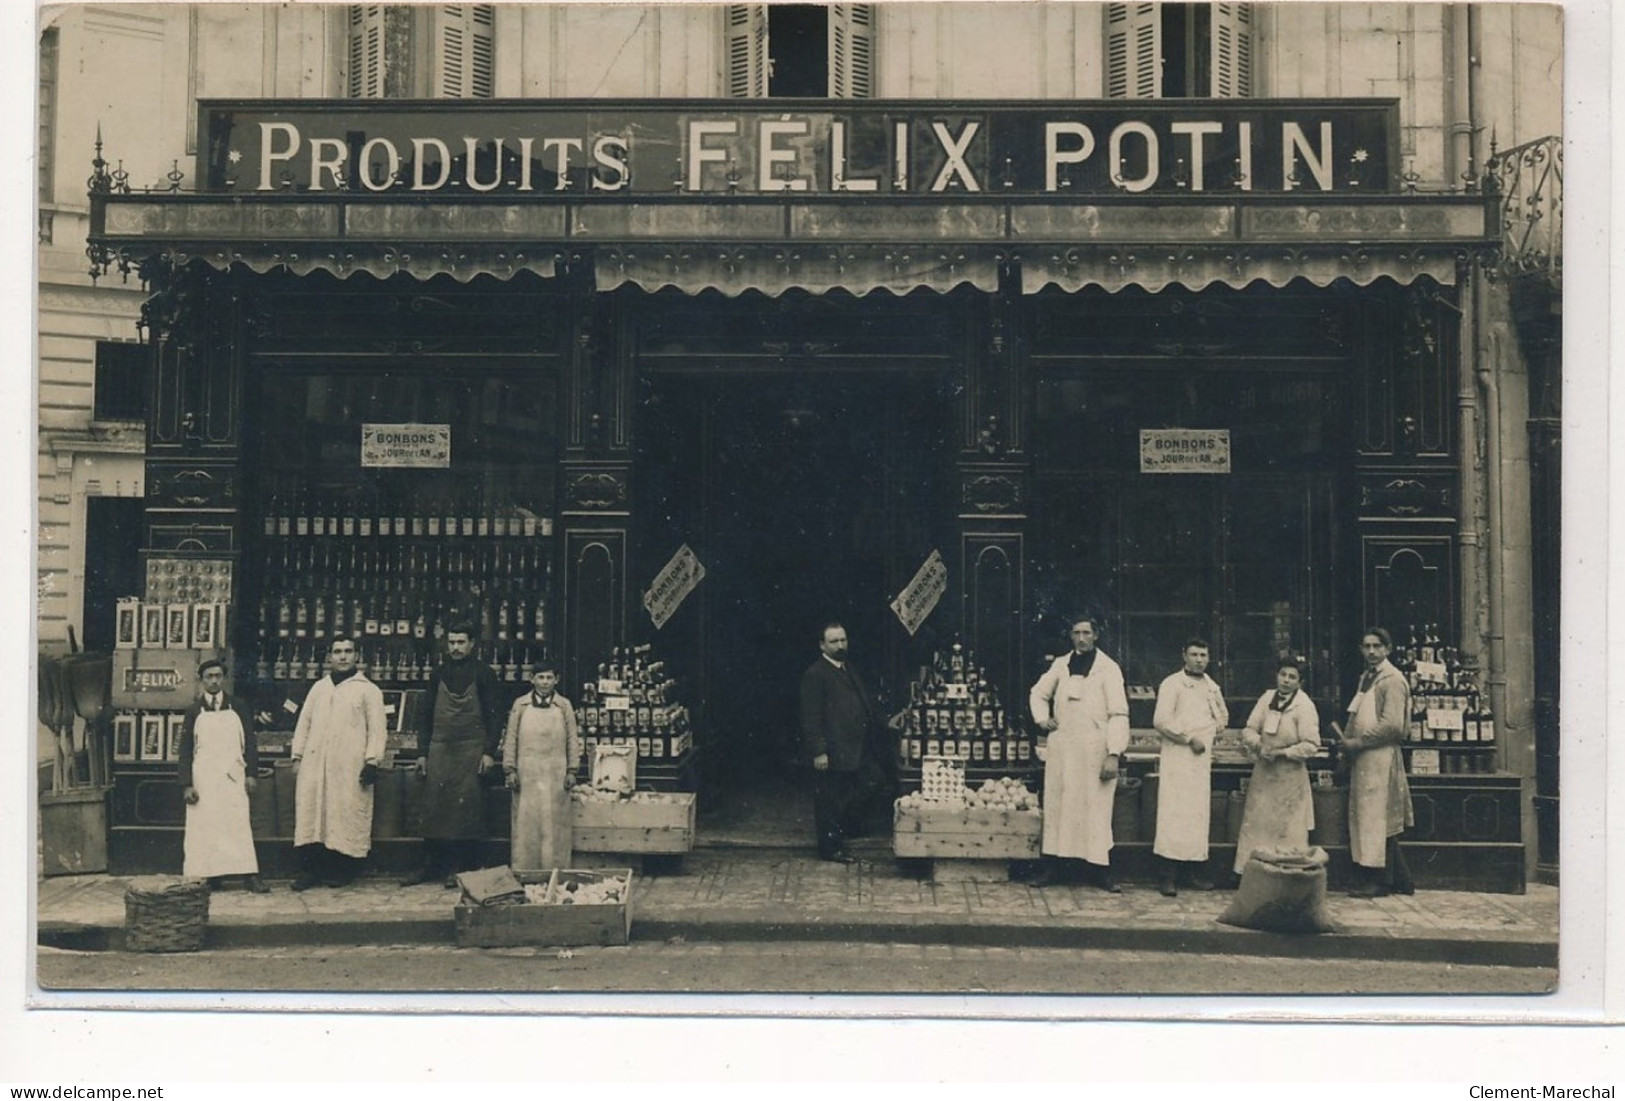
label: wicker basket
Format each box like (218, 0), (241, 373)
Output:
(124, 876), (210, 953)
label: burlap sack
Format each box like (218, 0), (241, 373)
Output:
(1217, 847), (1337, 935)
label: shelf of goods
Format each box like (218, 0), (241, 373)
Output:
(575, 643), (698, 792)
(894, 641), (1034, 785)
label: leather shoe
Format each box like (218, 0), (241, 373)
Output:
(399, 867), (439, 888)
(290, 872), (322, 892)
(444, 875), (460, 890)
(1158, 877), (1178, 898)
(1095, 871), (1122, 894)
(244, 875), (270, 894)
(820, 850), (857, 864)
(1026, 864), (1057, 888)
(1347, 881), (1390, 899)
(1187, 873), (1216, 892)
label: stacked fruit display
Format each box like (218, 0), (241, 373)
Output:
(897, 776), (1038, 813)
(522, 872), (629, 906)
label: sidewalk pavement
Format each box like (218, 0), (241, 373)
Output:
(37, 844), (1557, 967)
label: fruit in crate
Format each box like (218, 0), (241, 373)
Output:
(523, 875), (629, 906)
(965, 776), (1038, 811)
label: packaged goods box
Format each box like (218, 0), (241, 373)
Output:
(453, 868), (633, 948)
(893, 802), (1042, 860)
(571, 792), (696, 855)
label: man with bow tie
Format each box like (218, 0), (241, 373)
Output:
(800, 622), (888, 864)
(178, 659), (269, 892)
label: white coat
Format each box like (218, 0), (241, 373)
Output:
(291, 671), (388, 858)
(1029, 650), (1129, 865)
(1151, 671), (1229, 862)
(1344, 661), (1414, 868)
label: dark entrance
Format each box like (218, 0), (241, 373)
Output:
(635, 365), (955, 834)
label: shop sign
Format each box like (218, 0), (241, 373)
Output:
(891, 549), (949, 636)
(361, 423), (451, 469)
(1139, 429), (1232, 474)
(201, 100), (1398, 198)
(644, 544), (706, 629)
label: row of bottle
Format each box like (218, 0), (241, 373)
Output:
(1408, 691), (1497, 746)
(255, 638), (549, 685)
(259, 541), (553, 591)
(260, 589), (548, 648)
(263, 491), (552, 540)
(579, 701), (693, 740)
(905, 639), (1009, 736)
(582, 731), (695, 763)
(898, 734), (1033, 769)
(576, 643), (693, 755)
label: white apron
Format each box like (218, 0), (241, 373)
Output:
(1347, 685), (1413, 868)
(1041, 674), (1118, 864)
(183, 709), (259, 878)
(1233, 693), (1318, 873)
(293, 674), (386, 858)
(1153, 741), (1214, 861)
(509, 703), (573, 870)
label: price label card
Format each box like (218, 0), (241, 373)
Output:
(1426, 708), (1465, 731)
(598, 678), (623, 695)
(602, 695), (631, 711)
(943, 683), (969, 700)
(1414, 660), (1449, 685)
(283, 698), (300, 715)
(1410, 748), (1442, 775)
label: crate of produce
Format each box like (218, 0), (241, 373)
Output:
(571, 789), (696, 854)
(893, 777), (1042, 860)
(453, 867), (634, 949)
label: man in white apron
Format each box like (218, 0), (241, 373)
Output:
(1027, 617), (1130, 891)
(1151, 638), (1229, 896)
(1335, 627), (1415, 898)
(178, 659), (268, 892)
(290, 635), (388, 891)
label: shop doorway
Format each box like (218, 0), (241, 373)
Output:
(635, 367), (955, 841)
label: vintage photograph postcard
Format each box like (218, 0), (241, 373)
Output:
(24, 0), (1605, 1033)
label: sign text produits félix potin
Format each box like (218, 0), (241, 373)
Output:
(202, 100), (1398, 198)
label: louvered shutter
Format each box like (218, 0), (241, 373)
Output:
(1104, 3), (1160, 99)
(830, 4), (875, 98)
(726, 5), (767, 98)
(347, 5), (387, 99)
(434, 5), (496, 98)
(1211, 3), (1254, 98)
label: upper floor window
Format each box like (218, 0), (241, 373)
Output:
(1106, 2), (1253, 98)
(727, 4), (874, 98)
(348, 4), (494, 99)
(94, 341), (148, 423)
(39, 26), (58, 210)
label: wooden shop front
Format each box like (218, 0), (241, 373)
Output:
(87, 97), (1519, 889)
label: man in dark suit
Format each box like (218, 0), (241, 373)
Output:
(800, 622), (889, 863)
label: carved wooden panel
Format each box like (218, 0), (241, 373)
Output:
(563, 463), (631, 514)
(146, 522), (237, 554)
(959, 463), (1027, 518)
(147, 460), (237, 511)
(1361, 534), (1455, 645)
(962, 533), (1024, 710)
(1356, 284), (1458, 459)
(564, 527), (627, 693)
(1357, 471), (1457, 519)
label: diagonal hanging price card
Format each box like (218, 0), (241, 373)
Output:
(643, 543), (707, 629)
(891, 549), (948, 636)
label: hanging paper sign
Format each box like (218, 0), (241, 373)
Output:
(1139, 429), (1231, 474)
(361, 423), (451, 468)
(891, 549), (948, 637)
(643, 544), (707, 629)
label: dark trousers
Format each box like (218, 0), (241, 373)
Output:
(813, 752), (889, 857)
(1382, 834), (1414, 892)
(297, 843), (362, 885)
(417, 838), (484, 876)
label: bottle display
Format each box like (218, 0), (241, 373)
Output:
(247, 477), (555, 688)
(898, 639), (1030, 779)
(576, 643), (695, 771)
(1395, 623), (1497, 775)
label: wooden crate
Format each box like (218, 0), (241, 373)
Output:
(892, 802), (1042, 860)
(454, 868), (634, 949)
(572, 793), (696, 854)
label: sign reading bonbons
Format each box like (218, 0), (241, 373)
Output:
(1140, 429), (1232, 474)
(361, 423), (451, 469)
(644, 544), (707, 630)
(892, 549), (949, 637)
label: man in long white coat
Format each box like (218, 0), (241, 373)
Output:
(1151, 638), (1229, 896)
(1028, 617), (1130, 891)
(290, 635), (388, 891)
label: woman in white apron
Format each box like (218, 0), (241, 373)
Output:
(1027, 618), (1131, 891)
(1337, 628), (1415, 897)
(1234, 656), (1322, 877)
(179, 660), (267, 892)
(502, 663), (581, 870)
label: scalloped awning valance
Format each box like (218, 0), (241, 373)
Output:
(89, 195), (1495, 296)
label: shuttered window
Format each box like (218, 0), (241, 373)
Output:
(347, 5), (494, 99)
(1105, 2), (1252, 98)
(726, 3), (873, 98)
